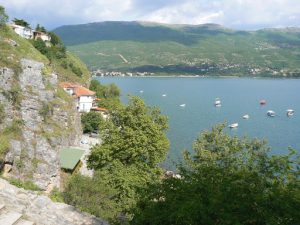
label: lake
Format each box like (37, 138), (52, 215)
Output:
(96, 76), (300, 168)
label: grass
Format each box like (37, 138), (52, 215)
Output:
(6, 177), (42, 191)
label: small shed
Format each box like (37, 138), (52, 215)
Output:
(60, 147), (85, 174)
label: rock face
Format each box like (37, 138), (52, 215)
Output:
(0, 178), (108, 225)
(0, 59), (82, 190)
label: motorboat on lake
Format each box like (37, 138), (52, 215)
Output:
(215, 98), (221, 107)
(286, 109), (294, 117)
(243, 114), (250, 119)
(229, 123), (238, 128)
(139, 90), (144, 93)
(260, 100), (266, 105)
(267, 110), (275, 117)
(162, 94), (167, 97)
(180, 104), (186, 107)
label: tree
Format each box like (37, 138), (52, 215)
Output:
(35, 23), (46, 32)
(86, 96), (169, 220)
(131, 124), (300, 225)
(88, 96), (169, 169)
(0, 5), (8, 26)
(13, 18), (30, 28)
(89, 80), (120, 99)
(48, 31), (63, 46)
(81, 111), (104, 133)
(32, 38), (48, 55)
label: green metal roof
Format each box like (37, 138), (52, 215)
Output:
(60, 147), (85, 170)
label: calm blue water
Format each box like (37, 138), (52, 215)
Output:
(96, 77), (300, 168)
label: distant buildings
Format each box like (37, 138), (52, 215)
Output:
(9, 23), (51, 43)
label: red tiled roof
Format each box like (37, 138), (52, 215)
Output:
(60, 82), (95, 97)
(74, 86), (95, 97)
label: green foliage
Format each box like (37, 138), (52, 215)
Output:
(0, 5), (8, 26)
(63, 173), (121, 222)
(50, 187), (64, 202)
(8, 178), (41, 191)
(81, 111), (104, 133)
(32, 38), (48, 55)
(12, 18), (30, 28)
(132, 124), (300, 225)
(89, 80), (121, 110)
(88, 96), (169, 169)
(35, 24), (46, 32)
(49, 31), (63, 46)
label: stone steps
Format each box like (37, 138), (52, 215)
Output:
(0, 204), (34, 225)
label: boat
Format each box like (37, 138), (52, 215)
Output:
(242, 114), (250, 119)
(180, 104), (186, 107)
(162, 94), (167, 97)
(260, 100), (266, 105)
(139, 90), (144, 93)
(229, 123), (238, 128)
(267, 110), (275, 117)
(214, 98), (221, 107)
(286, 109), (294, 117)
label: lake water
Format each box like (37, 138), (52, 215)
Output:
(96, 77), (300, 168)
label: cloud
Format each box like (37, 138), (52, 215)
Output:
(0, 0), (299, 30)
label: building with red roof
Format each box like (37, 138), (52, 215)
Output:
(60, 82), (95, 112)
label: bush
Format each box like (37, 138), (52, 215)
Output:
(81, 111), (104, 133)
(63, 174), (121, 222)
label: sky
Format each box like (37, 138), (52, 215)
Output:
(1, 0), (300, 30)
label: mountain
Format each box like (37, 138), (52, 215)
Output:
(53, 21), (300, 77)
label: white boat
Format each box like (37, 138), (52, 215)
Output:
(242, 114), (250, 119)
(162, 94), (167, 97)
(286, 109), (294, 117)
(267, 110), (275, 117)
(229, 123), (238, 128)
(139, 90), (144, 93)
(180, 104), (186, 107)
(214, 98), (221, 107)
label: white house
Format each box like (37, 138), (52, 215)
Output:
(10, 24), (34, 39)
(60, 82), (95, 113)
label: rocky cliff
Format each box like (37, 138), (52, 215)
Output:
(0, 59), (82, 190)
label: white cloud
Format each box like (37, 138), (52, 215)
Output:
(0, 0), (299, 29)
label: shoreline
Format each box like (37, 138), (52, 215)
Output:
(93, 75), (300, 79)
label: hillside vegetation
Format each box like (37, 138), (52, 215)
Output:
(0, 25), (90, 85)
(53, 21), (300, 77)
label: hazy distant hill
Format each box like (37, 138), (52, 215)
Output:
(53, 21), (300, 77)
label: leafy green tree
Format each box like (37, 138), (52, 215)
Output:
(88, 96), (169, 169)
(49, 31), (63, 46)
(0, 5), (8, 26)
(13, 18), (30, 28)
(81, 111), (104, 133)
(35, 23), (46, 32)
(89, 80), (120, 99)
(131, 124), (300, 225)
(86, 96), (169, 219)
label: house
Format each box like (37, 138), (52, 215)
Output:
(9, 24), (33, 39)
(60, 147), (85, 174)
(34, 31), (51, 42)
(60, 82), (96, 113)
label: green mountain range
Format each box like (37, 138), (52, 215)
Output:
(53, 21), (300, 77)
